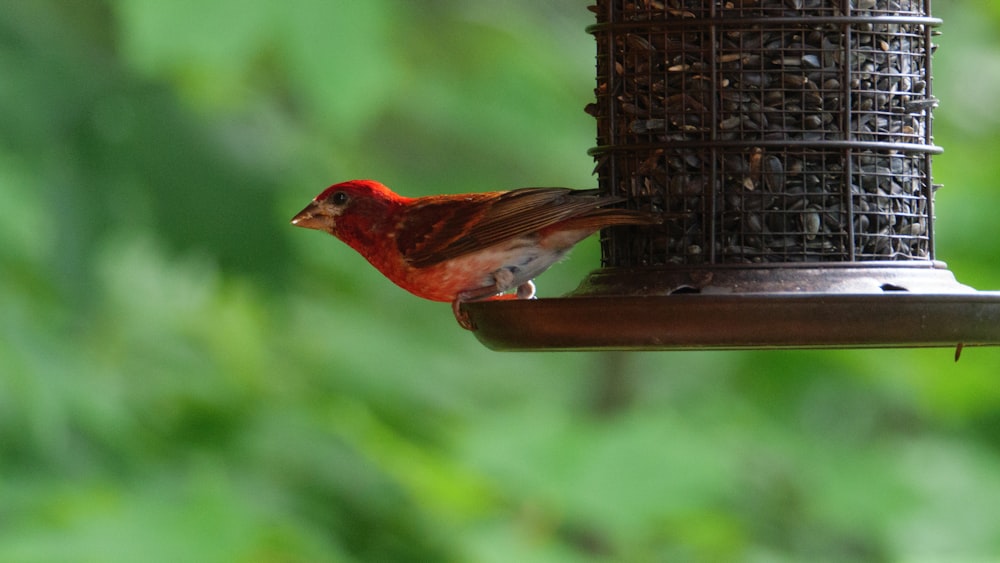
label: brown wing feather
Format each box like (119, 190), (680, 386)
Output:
(397, 188), (652, 268)
(393, 192), (499, 268)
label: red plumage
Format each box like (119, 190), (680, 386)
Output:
(291, 180), (658, 329)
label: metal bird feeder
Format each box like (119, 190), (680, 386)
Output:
(466, 0), (1000, 350)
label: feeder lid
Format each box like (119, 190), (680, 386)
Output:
(465, 264), (1000, 351)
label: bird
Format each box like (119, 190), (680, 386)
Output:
(290, 179), (658, 329)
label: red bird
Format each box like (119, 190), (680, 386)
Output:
(291, 180), (657, 329)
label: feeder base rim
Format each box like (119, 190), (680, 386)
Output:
(465, 292), (1000, 351)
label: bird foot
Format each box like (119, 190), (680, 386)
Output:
(452, 285), (499, 330)
(452, 299), (477, 331)
(452, 279), (538, 331)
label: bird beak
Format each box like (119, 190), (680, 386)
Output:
(290, 201), (329, 231)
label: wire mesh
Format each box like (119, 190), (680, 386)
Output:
(588, 0), (941, 267)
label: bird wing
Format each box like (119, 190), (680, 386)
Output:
(396, 188), (642, 268)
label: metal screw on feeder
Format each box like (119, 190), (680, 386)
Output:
(465, 0), (1000, 351)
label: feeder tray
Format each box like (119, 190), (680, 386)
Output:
(469, 0), (1000, 350)
(465, 263), (1000, 350)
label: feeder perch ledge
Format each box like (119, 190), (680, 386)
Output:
(464, 263), (1000, 350)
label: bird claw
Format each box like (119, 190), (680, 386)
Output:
(452, 299), (477, 331)
(452, 280), (537, 331)
(516, 280), (536, 300)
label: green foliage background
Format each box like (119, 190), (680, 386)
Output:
(2, 2), (1000, 561)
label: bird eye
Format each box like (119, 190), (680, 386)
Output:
(331, 191), (349, 206)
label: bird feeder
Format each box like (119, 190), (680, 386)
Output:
(466, 0), (1000, 350)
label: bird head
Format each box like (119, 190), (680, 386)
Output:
(291, 179), (408, 260)
(291, 180), (400, 233)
